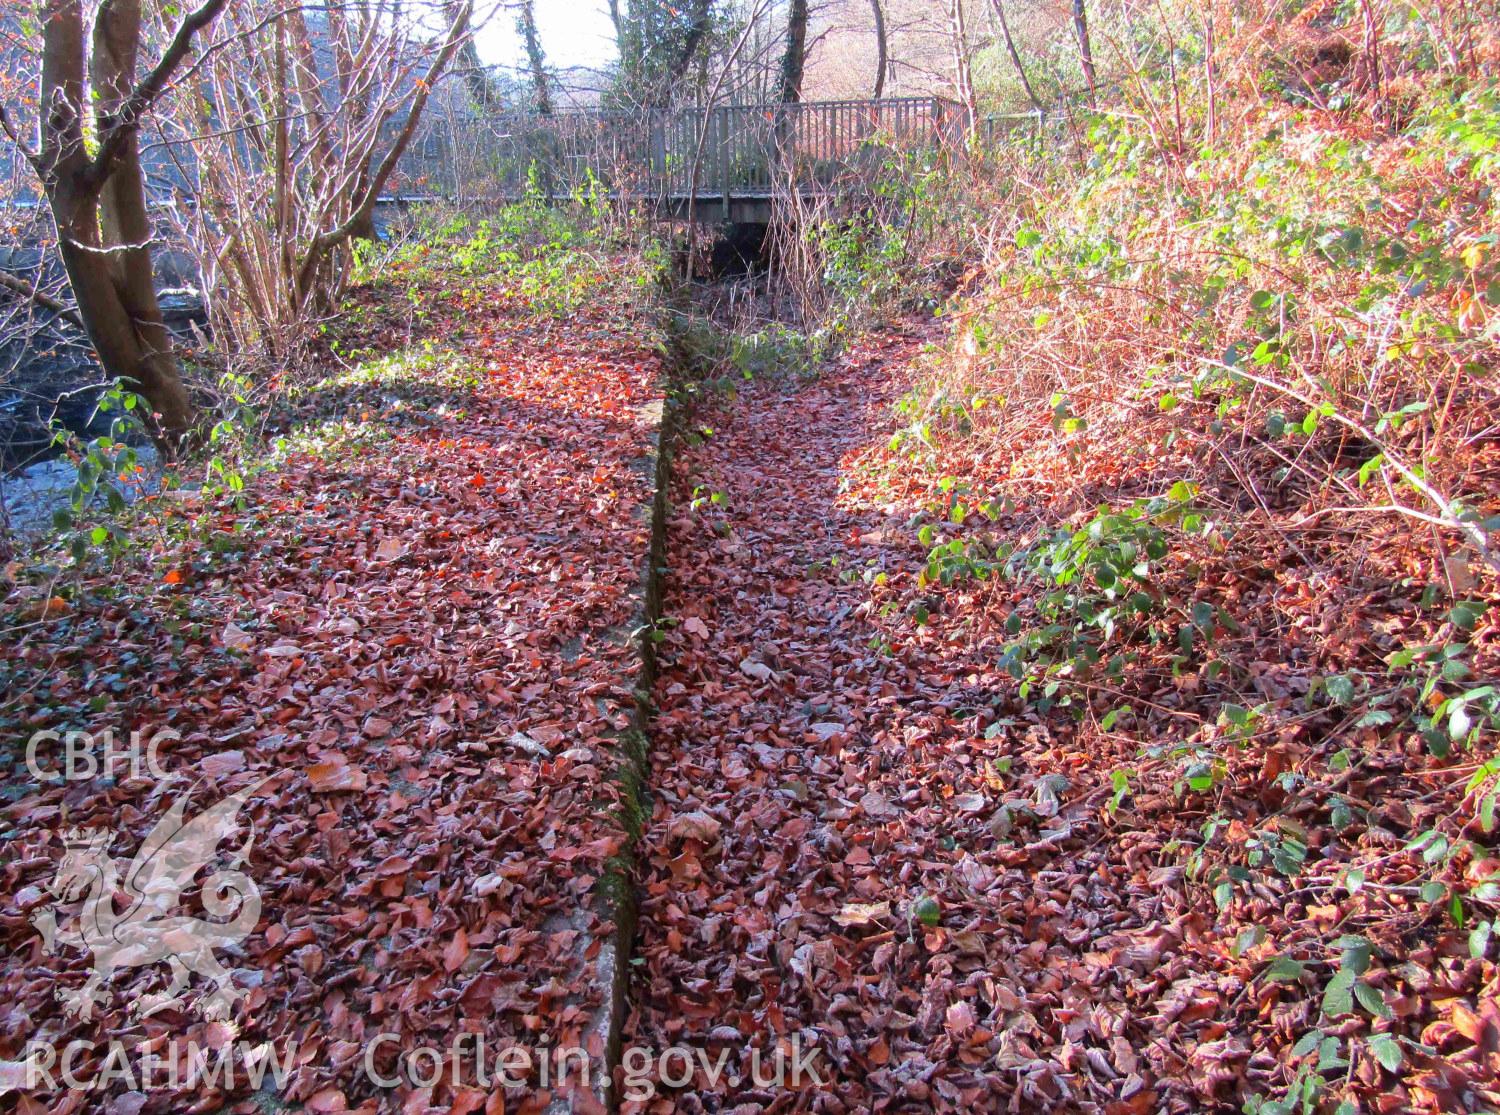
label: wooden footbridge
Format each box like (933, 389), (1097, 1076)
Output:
(400, 97), (1045, 224)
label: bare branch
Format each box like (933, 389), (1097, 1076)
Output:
(1204, 358), (1500, 573)
(0, 267), (84, 330)
(0, 104), (41, 169)
(300, 1), (473, 278)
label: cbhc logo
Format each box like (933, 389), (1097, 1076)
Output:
(25, 729), (177, 783)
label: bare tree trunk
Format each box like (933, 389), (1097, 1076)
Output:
(91, 0), (187, 432)
(29, 0), (228, 448)
(679, 0), (714, 72)
(1359, 0), (1386, 121)
(950, 0), (978, 134)
(516, 0), (553, 114)
(1202, 6), (1216, 145)
(1073, 0), (1098, 106)
(871, 0), (888, 99)
(778, 0), (809, 103)
(989, 0), (1043, 111)
(456, 40), (502, 111)
(607, 0), (623, 48)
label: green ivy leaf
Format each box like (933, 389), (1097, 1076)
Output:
(1290, 1028), (1322, 1058)
(1221, 703), (1252, 727)
(1233, 925), (1266, 958)
(1325, 674), (1356, 705)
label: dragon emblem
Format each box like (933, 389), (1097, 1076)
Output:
(31, 781), (265, 1022)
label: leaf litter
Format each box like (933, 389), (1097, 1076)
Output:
(626, 322), (1500, 1114)
(0, 259), (664, 1114)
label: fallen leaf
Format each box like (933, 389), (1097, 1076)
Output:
(739, 658), (774, 682)
(860, 789), (897, 819)
(952, 792), (988, 814)
(306, 1090), (348, 1114)
(222, 622), (254, 651)
(306, 757), (368, 793)
(945, 1001), (977, 1036)
(199, 750), (246, 778)
(444, 927), (470, 973)
(667, 811), (722, 843)
(834, 901), (891, 928)
(374, 538), (408, 562)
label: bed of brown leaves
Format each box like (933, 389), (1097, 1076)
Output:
(626, 320), (1499, 1114)
(2, 254), (1495, 1115)
(1, 265), (663, 1114)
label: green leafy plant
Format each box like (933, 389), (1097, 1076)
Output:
(995, 483), (1213, 709)
(47, 384), (153, 562)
